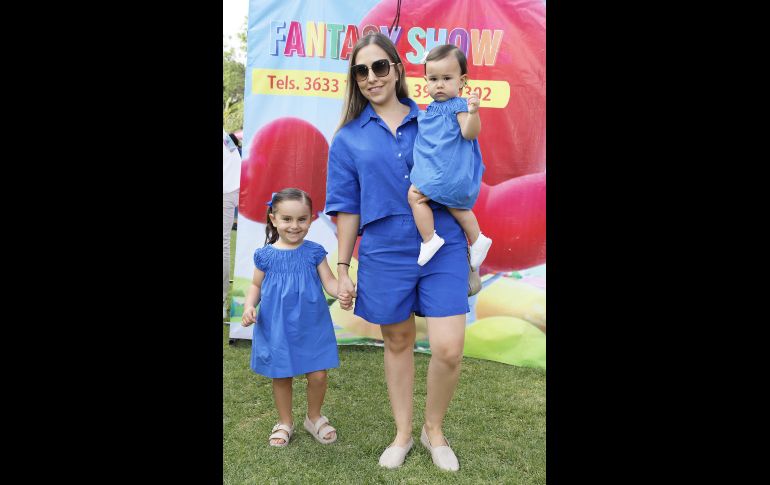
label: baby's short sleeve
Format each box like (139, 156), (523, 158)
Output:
(450, 96), (469, 114)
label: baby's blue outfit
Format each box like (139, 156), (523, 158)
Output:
(250, 240), (340, 378)
(410, 96), (485, 209)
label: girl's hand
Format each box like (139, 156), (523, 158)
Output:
(467, 94), (480, 114)
(241, 307), (257, 327)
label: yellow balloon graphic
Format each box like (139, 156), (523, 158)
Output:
(474, 277), (545, 333)
(329, 250), (358, 285)
(329, 299), (429, 341)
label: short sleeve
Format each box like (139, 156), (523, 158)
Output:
(253, 247), (269, 272)
(451, 96), (468, 114)
(308, 242), (328, 266)
(324, 134), (361, 217)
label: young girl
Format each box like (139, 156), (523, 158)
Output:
(408, 44), (493, 270)
(241, 188), (352, 447)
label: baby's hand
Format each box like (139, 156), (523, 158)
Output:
(241, 307), (256, 327)
(467, 94), (480, 114)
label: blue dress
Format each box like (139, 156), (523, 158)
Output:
(410, 96), (485, 210)
(250, 240), (340, 378)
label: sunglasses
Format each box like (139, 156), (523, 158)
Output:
(351, 59), (398, 82)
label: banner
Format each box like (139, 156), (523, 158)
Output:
(231, 0), (546, 369)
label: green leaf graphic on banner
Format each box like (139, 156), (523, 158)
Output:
(464, 316), (546, 369)
(232, 276), (252, 297)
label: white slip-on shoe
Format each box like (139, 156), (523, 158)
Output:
(378, 438), (414, 469)
(420, 426), (459, 472)
(469, 233), (493, 271)
(417, 232), (445, 266)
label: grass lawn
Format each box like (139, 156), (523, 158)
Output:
(226, 229), (237, 319)
(224, 228), (546, 484)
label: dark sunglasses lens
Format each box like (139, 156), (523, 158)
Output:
(353, 65), (368, 80)
(372, 60), (390, 77)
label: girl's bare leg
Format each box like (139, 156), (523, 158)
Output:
(306, 370), (335, 440)
(271, 377), (293, 445)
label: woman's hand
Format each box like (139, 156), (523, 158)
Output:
(338, 291), (353, 311)
(337, 275), (357, 311)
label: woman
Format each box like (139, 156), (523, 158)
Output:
(325, 33), (468, 472)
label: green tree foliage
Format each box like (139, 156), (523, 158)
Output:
(223, 48), (245, 133)
(223, 17), (248, 133)
(237, 21), (247, 54)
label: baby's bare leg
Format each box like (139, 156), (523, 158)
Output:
(448, 208), (480, 244)
(408, 184), (436, 243)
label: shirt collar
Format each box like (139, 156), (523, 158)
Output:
(360, 97), (419, 127)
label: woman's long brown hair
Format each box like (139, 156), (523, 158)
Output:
(336, 33), (409, 132)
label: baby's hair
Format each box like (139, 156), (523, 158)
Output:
(424, 44), (469, 88)
(265, 187), (313, 245)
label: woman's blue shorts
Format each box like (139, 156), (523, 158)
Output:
(354, 208), (470, 324)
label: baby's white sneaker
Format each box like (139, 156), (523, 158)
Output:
(469, 233), (492, 270)
(417, 232), (445, 266)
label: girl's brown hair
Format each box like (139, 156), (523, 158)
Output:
(336, 33), (409, 132)
(264, 188), (313, 245)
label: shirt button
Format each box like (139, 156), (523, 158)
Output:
(398, 132), (402, 136)
(404, 175), (409, 178)
(398, 153), (402, 157)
